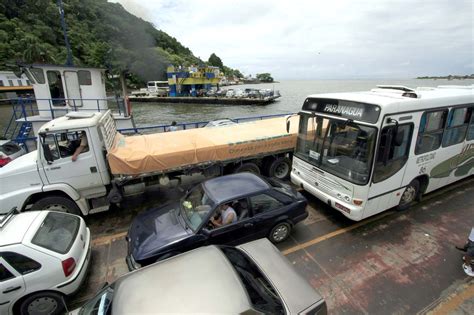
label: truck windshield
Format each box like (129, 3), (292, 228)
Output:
(181, 184), (214, 231)
(295, 113), (376, 185)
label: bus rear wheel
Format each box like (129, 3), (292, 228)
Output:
(397, 180), (420, 211)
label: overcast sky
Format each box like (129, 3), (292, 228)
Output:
(110, 0), (473, 79)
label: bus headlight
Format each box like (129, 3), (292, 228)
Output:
(353, 199), (363, 206)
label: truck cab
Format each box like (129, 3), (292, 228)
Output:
(0, 111), (114, 216)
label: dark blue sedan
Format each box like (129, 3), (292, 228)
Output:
(126, 173), (308, 270)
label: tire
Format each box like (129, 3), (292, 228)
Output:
(268, 222), (292, 243)
(31, 196), (81, 215)
(397, 180), (420, 211)
(234, 162), (260, 175)
(265, 157), (291, 179)
(19, 291), (65, 315)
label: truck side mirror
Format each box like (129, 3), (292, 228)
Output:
(41, 143), (54, 164)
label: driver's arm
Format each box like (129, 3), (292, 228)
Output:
(72, 135), (88, 161)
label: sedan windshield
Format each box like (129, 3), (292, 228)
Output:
(295, 113), (376, 185)
(181, 184), (215, 231)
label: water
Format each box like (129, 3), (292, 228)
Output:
(1, 79), (472, 133)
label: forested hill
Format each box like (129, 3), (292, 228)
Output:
(0, 0), (232, 83)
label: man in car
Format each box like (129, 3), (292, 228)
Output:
(210, 203), (237, 227)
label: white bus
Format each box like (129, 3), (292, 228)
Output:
(290, 85), (474, 221)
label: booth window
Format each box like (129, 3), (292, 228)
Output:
(30, 67), (46, 84)
(47, 70), (65, 105)
(78, 70), (92, 85)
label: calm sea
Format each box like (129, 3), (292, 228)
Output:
(1, 79), (472, 133)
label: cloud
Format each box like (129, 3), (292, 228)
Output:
(110, 0), (474, 79)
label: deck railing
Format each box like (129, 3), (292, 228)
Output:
(117, 112), (293, 134)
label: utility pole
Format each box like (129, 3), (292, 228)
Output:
(57, 0), (73, 66)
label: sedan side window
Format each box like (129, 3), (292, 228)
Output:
(0, 263), (15, 282)
(250, 194), (282, 215)
(1, 252), (41, 275)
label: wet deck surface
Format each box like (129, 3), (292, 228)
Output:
(69, 177), (474, 314)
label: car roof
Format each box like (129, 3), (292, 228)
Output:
(112, 245), (252, 314)
(203, 173), (271, 204)
(0, 211), (43, 247)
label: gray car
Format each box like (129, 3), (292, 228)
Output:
(78, 238), (327, 314)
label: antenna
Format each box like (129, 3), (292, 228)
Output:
(57, 0), (74, 66)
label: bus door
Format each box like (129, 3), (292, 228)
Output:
(365, 117), (414, 217)
(64, 71), (83, 108)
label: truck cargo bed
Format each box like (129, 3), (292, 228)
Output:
(107, 116), (299, 175)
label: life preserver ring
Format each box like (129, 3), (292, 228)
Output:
(125, 96), (132, 116)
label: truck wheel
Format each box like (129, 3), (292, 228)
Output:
(234, 163), (260, 175)
(19, 291), (65, 315)
(269, 222), (291, 243)
(31, 196), (81, 215)
(397, 180), (420, 211)
(265, 157), (291, 179)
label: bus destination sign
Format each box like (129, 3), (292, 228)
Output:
(302, 98), (380, 123)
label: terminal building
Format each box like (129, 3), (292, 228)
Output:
(166, 65), (222, 97)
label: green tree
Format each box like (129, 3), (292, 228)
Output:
(256, 73), (274, 82)
(208, 53), (224, 69)
(0, 0), (242, 86)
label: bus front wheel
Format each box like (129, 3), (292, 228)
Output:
(397, 180), (420, 211)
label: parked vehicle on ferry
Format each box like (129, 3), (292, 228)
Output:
(126, 173), (307, 269)
(0, 209), (91, 315)
(0, 110), (298, 216)
(80, 238), (327, 315)
(289, 85), (474, 221)
(0, 140), (25, 167)
(203, 118), (237, 127)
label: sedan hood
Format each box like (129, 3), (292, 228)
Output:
(128, 202), (190, 261)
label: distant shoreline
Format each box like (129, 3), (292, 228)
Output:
(416, 75), (474, 80)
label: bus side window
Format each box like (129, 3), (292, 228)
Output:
(415, 110), (448, 155)
(442, 107), (471, 147)
(468, 107), (474, 141)
(374, 124), (413, 183)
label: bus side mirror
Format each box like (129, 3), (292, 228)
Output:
(286, 120), (290, 133)
(41, 143), (54, 164)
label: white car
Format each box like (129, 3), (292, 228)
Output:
(203, 118), (238, 127)
(0, 141), (26, 167)
(0, 209), (91, 315)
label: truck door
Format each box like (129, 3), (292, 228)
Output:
(64, 71), (83, 108)
(41, 130), (104, 194)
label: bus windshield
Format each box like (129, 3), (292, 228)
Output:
(295, 113), (377, 185)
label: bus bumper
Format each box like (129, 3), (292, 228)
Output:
(291, 172), (363, 221)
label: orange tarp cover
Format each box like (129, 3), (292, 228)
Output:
(107, 116), (299, 175)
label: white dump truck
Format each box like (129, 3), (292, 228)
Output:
(0, 111), (298, 215)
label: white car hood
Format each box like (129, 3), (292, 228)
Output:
(0, 151), (43, 195)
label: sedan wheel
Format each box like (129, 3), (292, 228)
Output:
(269, 222), (291, 243)
(20, 292), (64, 315)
